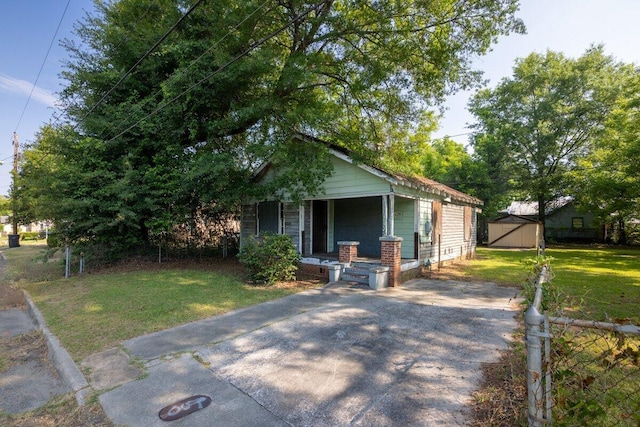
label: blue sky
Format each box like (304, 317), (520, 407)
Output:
(1, 0), (640, 196)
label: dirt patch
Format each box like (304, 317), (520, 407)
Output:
(0, 394), (113, 427)
(468, 345), (528, 426)
(0, 331), (48, 374)
(0, 284), (25, 309)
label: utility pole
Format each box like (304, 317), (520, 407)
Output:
(9, 132), (20, 247)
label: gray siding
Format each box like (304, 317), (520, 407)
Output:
(282, 202), (301, 252)
(241, 203), (257, 246)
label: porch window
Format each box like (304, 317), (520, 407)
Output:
(572, 217), (584, 230)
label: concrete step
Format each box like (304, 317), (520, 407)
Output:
(341, 268), (369, 284)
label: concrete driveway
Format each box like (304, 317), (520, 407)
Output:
(96, 279), (521, 426)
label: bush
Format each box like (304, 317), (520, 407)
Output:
(238, 233), (300, 285)
(20, 232), (40, 241)
(47, 232), (60, 248)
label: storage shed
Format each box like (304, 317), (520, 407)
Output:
(488, 215), (542, 248)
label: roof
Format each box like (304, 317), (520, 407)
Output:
(254, 133), (483, 206)
(501, 197), (573, 216)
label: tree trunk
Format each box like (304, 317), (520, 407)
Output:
(537, 194), (546, 241)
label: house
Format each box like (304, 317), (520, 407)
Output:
(489, 198), (603, 246)
(240, 139), (483, 287)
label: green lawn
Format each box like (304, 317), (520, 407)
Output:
(1, 244), (321, 361)
(456, 245), (640, 323)
(3, 243), (638, 362)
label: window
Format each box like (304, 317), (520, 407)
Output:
(572, 217), (584, 230)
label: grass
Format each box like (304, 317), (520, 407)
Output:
(1, 244), (323, 361)
(3, 242), (638, 426)
(446, 245), (640, 427)
(449, 245), (640, 323)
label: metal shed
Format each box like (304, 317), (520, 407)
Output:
(488, 215), (543, 248)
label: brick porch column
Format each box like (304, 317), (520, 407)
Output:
(337, 241), (359, 264)
(380, 236), (402, 287)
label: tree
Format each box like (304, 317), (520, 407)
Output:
(24, 0), (525, 252)
(468, 47), (630, 231)
(568, 71), (640, 243)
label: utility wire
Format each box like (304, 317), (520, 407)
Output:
(51, 0), (159, 128)
(106, 0), (328, 143)
(102, 0), (270, 141)
(13, 0), (72, 132)
(73, 0), (206, 130)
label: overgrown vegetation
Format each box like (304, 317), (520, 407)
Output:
(238, 233), (301, 285)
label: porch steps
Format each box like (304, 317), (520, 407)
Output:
(341, 262), (380, 285)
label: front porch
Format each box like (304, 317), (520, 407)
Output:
(299, 240), (424, 288)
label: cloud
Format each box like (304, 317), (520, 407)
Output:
(0, 74), (58, 107)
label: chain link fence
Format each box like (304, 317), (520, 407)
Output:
(526, 266), (640, 426)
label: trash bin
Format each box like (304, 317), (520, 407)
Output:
(8, 234), (20, 248)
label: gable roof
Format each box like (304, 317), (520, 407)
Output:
(254, 134), (483, 206)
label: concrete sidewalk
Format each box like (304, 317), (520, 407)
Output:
(86, 279), (520, 427)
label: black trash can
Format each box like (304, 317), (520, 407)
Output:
(8, 234), (20, 248)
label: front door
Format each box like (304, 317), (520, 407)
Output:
(312, 200), (328, 253)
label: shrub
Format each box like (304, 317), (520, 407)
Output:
(20, 232), (40, 241)
(47, 232), (60, 248)
(238, 233), (300, 285)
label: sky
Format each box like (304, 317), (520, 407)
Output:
(1, 0), (640, 197)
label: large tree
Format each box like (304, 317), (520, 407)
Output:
(568, 71), (640, 242)
(23, 0), (525, 250)
(468, 47), (630, 230)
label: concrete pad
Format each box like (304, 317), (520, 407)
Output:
(196, 282), (519, 426)
(81, 347), (143, 391)
(0, 308), (35, 338)
(99, 354), (287, 427)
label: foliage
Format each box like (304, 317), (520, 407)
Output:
(468, 47), (633, 229)
(238, 233), (301, 285)
(19, 232), (40, 241)
(16, 0), (524, 258)
(567, 71), (640, 243)
(0, 196), (10, 216)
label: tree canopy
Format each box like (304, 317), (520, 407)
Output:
(18, 0), (525, 252)
(468, 46), (633, 228)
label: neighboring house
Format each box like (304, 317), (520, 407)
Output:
(240, 139), (483, 287)
(1, 217), (51, 236)
(492, 197), (603, 244)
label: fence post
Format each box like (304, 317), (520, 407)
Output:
(526, 305), (545, 427)
(65, 246), (71, 278)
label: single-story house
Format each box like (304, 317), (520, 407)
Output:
(490, 198), (604, 246)
(240, 138), (483, 287)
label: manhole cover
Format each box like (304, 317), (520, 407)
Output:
(159, 395), (212, 421)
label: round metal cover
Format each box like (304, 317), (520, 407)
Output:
(159, 395), (212, 421)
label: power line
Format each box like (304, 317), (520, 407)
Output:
(24, 0), (274, 165)
(106, 1), (328, 143)
(74, 0), (206, 130)
(102, 0), (270, 141)
(13, 0), (72, 133)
